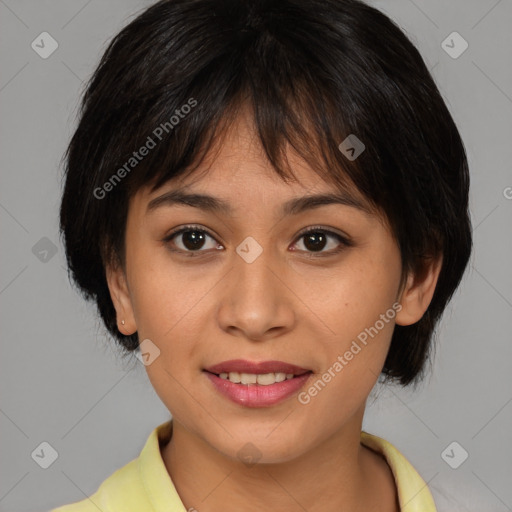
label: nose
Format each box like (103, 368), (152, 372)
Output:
(216, 240), (296, 342)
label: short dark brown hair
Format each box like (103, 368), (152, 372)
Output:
(60, 0), (472, 386)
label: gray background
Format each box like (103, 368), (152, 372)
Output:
(1, 0), (511, 511)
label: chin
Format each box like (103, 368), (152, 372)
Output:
(204, 422), (312, 465)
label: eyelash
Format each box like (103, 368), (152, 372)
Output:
(162, 224), (353, 258)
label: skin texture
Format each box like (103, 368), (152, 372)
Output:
(106, 108), (442, 512)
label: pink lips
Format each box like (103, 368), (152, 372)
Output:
(203, 359), (312, 408)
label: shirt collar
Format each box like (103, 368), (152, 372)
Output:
(360, 431), (437, 511)
(138, 420), (436, 512)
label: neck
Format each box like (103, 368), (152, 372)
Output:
(161, 409), (399, 512)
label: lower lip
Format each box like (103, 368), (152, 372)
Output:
(204, 372), (312, 408)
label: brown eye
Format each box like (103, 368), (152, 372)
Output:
(179, 230), (207, 251)
(302, 231), (328, 252)
(164, 225), (221, 253)
(293, 227), (352, 255)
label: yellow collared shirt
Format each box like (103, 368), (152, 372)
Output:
(51, 420), (437, 512)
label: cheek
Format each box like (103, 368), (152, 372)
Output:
(126, 241), (205, 337)
(296, 308), (397, 435)
(292, 243), (402, 346)
(125, 245), (216, 381)
(129, 261), (208, 421)
(294, 245), (401, 407)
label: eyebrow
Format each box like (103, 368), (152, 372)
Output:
(146, 189), (371, 217)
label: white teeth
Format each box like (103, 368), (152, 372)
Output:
(256, 373), (275, 385)
(240, 373), (257, 384)
(228, 372), (241, 383)
(217, 371), (298, 385)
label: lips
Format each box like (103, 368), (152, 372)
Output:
(203, 359), (311, 376)
(203, 359), (313, 407)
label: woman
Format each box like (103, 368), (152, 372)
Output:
(54, 0), (472, 510)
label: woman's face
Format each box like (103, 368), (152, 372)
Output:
(108, 111), (422, 463)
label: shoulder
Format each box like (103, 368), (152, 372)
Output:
(360, 431), (438, 512)
(50, 458), (143, 512)
(50, 420), (181, 512)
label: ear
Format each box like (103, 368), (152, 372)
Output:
(105, 262), (137, 335)
(395, 254), (443, 326)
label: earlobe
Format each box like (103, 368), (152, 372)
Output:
(105, 263), (137, 335)
(395, 254), (443, 326)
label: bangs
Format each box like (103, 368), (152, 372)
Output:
(121, 45), (373, 212)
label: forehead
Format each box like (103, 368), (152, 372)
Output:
(134, 108), (375, 217)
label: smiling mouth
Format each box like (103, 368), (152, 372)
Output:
(203, 360), (313, 407)
(202, 359), (313, 386)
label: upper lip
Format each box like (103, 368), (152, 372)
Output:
(204, 359), (311, 376)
